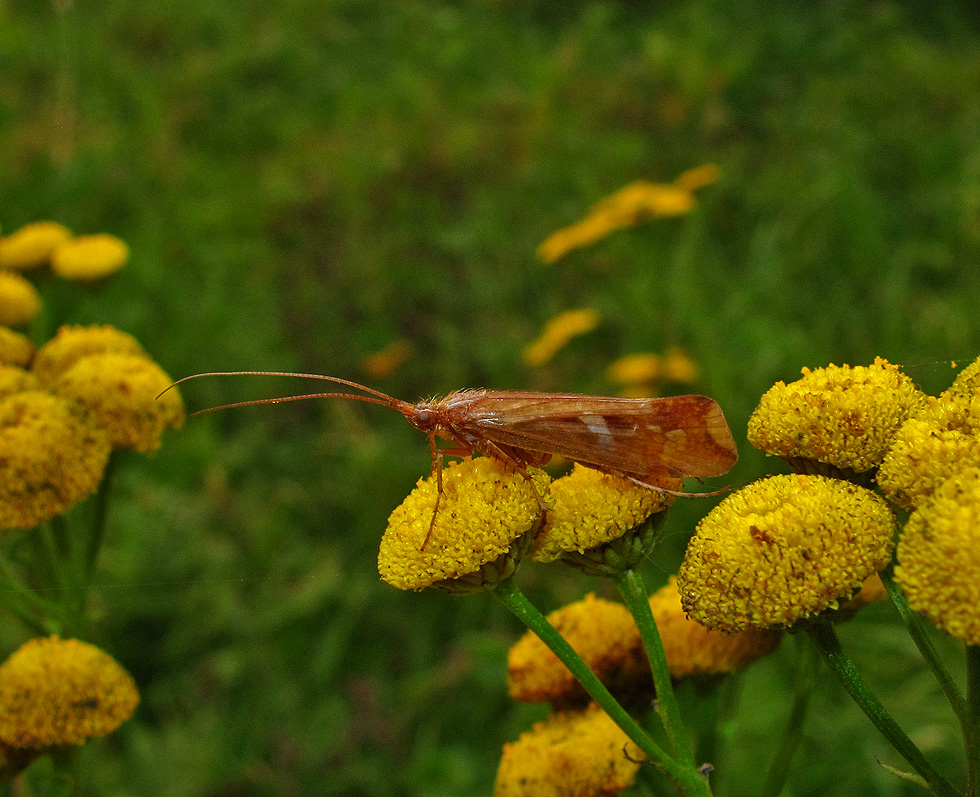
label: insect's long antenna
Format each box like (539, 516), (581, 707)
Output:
(158, 371), (415, 416)
(186, 392), (402, 418)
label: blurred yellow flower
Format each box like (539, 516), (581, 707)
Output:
(378, 457), (550, 592)
(0, 221), (72, 270)
(649, 577), (781, 679)
(507, 593), (644, 706)
(32, 324), (147, 386)
(51, 233), (129, 280)
(495, 703), (643, 797)
(0, 391), (110, 530)
(360, 339), (413, 379)
(0, 271), (42, 327)
(0, 326), (34, 367)
(0, 365), (40, 400)
(537, 165), (717, 265)
(748, 358), (927, 475)
(895, 466), (980, 645)
(877, 392), (980, 510)
(662, 346), (700, 383)
(606, 353), (662, 386)
(0, 636), (138, 749)
(49, 353), (185, 454)
(522, 308), (600, 367)
(673, 163), (721, 192)
(678, 474), (895, 632)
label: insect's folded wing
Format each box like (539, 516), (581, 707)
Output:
(463, 393), (737, 479)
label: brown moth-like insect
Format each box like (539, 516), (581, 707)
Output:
(166, 371), (738, 545)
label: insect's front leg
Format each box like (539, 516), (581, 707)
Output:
(422, 436), (476, 550)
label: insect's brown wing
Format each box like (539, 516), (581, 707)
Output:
(452, 391), (738, 479)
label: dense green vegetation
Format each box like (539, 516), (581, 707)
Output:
(2, 1), (979, 794)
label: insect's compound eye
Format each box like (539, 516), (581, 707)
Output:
(416, 410), (432, 425)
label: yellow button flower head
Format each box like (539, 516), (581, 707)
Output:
(495, 703), (643, 797)
(51, 233), (129, 280)
(522, 308), (600, 367)
(507, 593), (644, 706)
(378, 457), (550, 592)
(678, 474), (895, 632)
(0, 221), (72, 270)
(0, 271), (42, 328)
(0, 326), (35, 367)
(748, 358), (927, 475)
(49, 353), (185, 453)
(673, 163), (721, 192)
(663, 346), (700, 383)
(32, 324), (147, 386)
(894, 466), (980, 645)
(0, 636), (139, 749)
(360, 339), (413, 379)
(877, 392), (980, 510)
(0, 391), (110, 530)
(529, 465), (678, 573)
(0, 365), (40, 400)
(650, 577), (781, 678)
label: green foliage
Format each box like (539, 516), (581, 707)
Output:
(2, 0), (978, 793)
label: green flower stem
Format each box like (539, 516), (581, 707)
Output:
(965, 646), (980, 796)
(761, 635), (817, 797)
(807, 621), (959, 797)
(492, 576), (712, 797)
(0, 556), (54, 634)
(615, 568), (696, 767)
(84, 451), (116, 581)
(881, 565), (967, 722)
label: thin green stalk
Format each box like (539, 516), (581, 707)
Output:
(0, 556), (55, 634)
(965, 646), (980, 796)
(492, 577), (712, 796)
(881, 565), (967, 722)
(615, 568), (696, 767)
(84, 452), (116, 581)
(807, 622), (959, 797)
(760, 635), (817, 797)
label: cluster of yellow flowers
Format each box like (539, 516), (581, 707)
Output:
(377, 455), (777, 793)
(0, 324), (185, 530)
(0, 221), (129, 328)
(677, 356), (980, 647)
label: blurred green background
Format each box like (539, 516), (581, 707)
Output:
(2, 0), (978, 794)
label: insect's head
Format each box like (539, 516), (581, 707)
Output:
(405, 401), (441, 433)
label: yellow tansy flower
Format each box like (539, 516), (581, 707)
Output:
(606, 353), (662, 386)
(32, 324), (147, 386)
(522, 308), (600, 367)
(529, 464), (678, 568)
(50, 233), (129, 280)
(507, 593), (644, 706)
(536, 213), (623, 265)
(0, 326), (35, 367)
(650, 577), (780, 678)
(895, 466), (980, 645)
(678, 475), (895, 632)
(495, 704), (643, 797)
(0, 365), (40, 400)
(748, 358), (927, 475)
(0, 636), (138, 749)
(877, 392), (980, 510)
(0, 391), (110, 530)
(49, 353), (185, 453)
(0, 221), (72, 270)
(378, 457), (550, 592)
(0, 271), (42, 328)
